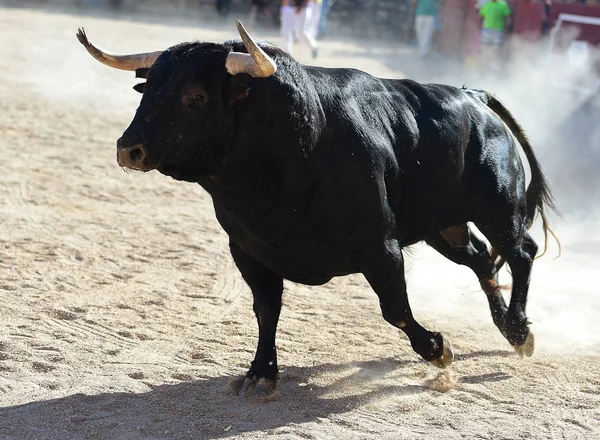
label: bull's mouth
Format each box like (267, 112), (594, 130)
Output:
(119, 160), (154, 172)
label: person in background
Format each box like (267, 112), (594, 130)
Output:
(306, 0), (323, 42)
(281, 0), (319, 58)
(294, 0), (320, 43)
(318, 0), (335, 38)
(479, 0), (511, 70)
(413, 0), (444, 58)
(541, 0), (552, 37)
(215, 0), (232, 20)
(249, 0), (274, 27)
(433, 10), (442, 53)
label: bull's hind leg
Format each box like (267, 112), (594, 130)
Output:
(427, 225), (510, 338)
(230, 242), (283, 396)
(476, 222), (538, 357)
(362, 239), (454, 368)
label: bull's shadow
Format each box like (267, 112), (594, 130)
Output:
(0, 358), (415, 439)
(0, 354), (511, 439)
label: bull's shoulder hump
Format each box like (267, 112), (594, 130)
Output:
(389, 81), (477, 115)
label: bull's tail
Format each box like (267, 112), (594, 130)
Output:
(480, 91), (561, 261)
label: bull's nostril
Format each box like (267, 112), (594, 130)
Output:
(129, 147), (144, 163)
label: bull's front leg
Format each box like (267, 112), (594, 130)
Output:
(230, 242), (283, 396)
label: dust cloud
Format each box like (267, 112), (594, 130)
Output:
(432, 36), (598, 222)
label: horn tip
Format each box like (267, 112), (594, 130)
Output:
(76, 27), (89, 46)
(235, 20), (248, 35)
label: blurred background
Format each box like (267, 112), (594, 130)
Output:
(3, 0), (599, 46)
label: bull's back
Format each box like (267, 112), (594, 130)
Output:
(378, 81), (519, 242)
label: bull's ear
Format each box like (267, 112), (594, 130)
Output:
(135, 68), (149, 79)
(133, 83), (145, 94)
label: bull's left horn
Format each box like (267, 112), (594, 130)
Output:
(76, 28), (163, 71)
(225, 21), (277, 78)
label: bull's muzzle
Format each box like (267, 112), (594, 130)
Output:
(116, 142), (151, 171)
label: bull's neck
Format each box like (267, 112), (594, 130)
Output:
(200, 140), (309, 216)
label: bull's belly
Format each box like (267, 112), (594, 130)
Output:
(215, 201), (363, 284)
(236, 234), (361, 285)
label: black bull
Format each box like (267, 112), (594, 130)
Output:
(78, 23), (558, 395)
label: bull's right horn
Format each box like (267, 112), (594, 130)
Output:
(76, 28), (163, 71)
(225, 21), (277, 78)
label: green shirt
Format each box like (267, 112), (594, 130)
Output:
(416, 0), (443, 16)
(480, 1), (511, 31)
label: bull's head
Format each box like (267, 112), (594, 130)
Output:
(77, 21), (277, 181)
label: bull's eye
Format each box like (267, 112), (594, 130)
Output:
(186, 88), (208, 110)
(191, 93), (207, 105)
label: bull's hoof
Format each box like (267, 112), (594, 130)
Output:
(237, 377), (277, 397)
(513, 331), (535, 358)
(237, 377), (254, 396)
(430, 337), (454, 369)
(253, 378), (277, 396)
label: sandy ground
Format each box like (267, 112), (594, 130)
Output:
(0, 5), (599, 440)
